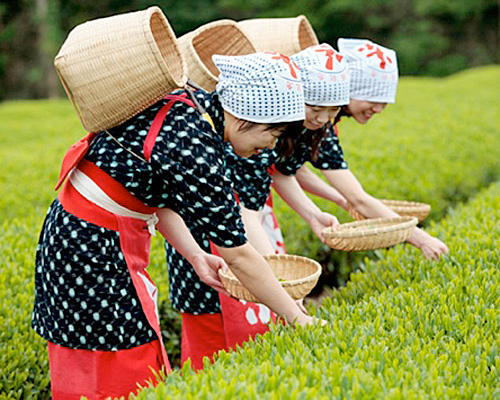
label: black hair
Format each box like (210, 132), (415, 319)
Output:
(236, 120), (301, 134)
(275, 121), (334, 162)
(272, 120), (306, 158)
(336, 105), (351, 122)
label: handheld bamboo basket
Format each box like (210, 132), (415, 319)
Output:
(349, 200), (431, 223)
(54, 6), (187, 133)
(323, 216), (418, 252)
(238, 15), (319, 56)
(178, 19), (257, 92)
(219, 254), (321, 302)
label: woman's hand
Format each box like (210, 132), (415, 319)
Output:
(272, 172), (340, 243)
(190, 252), (231, 296)
(417, 235), (449, 260)
(308, 211), (340, 243)
(333, 195), (350, 211)
(407, 228), (449, 260)
(293, 314), (327, 327)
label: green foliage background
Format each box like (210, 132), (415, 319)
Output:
(0, 67), (499, 398)
(1, 0), (499, 100)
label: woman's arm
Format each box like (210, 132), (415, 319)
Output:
(239, 206), (276, 255)
(240, 205), (309, 314)
(295, 165), (349, 209)
(322, 169), (399, 218)
(158, 209), (316, 324)
(272, 171), (339, 242)
(214, 242), (316, 325)
(321, 169), (449, 259)
(156, 208), (229, 295)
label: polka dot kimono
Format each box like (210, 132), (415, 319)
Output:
(225, 124), (348, 213)
(33, 90), (246, 349)
(275, 125), (348, 176)
(224, 144), (277, 211)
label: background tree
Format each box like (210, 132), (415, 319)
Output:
(0, 0), (498, 100)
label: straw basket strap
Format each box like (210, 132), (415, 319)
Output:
(178, 20), (257, 92)
(349, 200), (431, 223)
(218, 254), (322, 302)
(323, 216), (418, 252)
(238, 15), (319, 56)
(54, 7), (187, 133)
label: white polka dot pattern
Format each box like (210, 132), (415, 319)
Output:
(225, 144), (276, 211)
(32, 201), (155, 350)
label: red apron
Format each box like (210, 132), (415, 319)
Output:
(217, 169), (284, 353)
(180, 299), (279, 372)
(180, 219), (280, 371)
(48, 340), (163, 400)
(51, 94), (196, 397)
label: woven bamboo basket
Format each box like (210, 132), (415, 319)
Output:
(218, 254), (321, 302)
(238, 15), (319, 56)
(323, 216), (418, 252)
(54, 6), (187, 133)
(349, 200), (431, 223)
(178, 19), (257, 92)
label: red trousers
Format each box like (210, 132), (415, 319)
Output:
(179, 241), (279, 371)
(48, 340), (164, 400)
(181, 294), (278, 371)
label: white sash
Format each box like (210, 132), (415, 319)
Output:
(68, 168), (158, 236)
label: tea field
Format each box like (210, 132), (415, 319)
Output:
(138, 179), (500, 399)
(0, 66), (499, 398)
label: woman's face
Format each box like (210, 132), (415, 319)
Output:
(346, 100), (387, 124)
(225, 116), (284, 158)
(304, 105), (341, 130)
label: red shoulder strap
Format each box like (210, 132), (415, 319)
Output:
(143, 94), (195, 162)
(55, 132), (99, 190)
(333, 122), (340, 137)
(56, 94), (197, 191)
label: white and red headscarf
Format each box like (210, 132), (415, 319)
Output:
(213, 52), (305, 123)
(290, 43), (350, 106)
(338, 38), (398, 103)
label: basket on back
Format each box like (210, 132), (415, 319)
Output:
(178, 20), (257, 92)
(54, 6), (187, 133)
(238, 15), (319, 56)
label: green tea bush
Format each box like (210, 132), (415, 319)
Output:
(134, 180), (500, 399)
(274, 66), (500, 285)
(0, 218), (51, 399)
